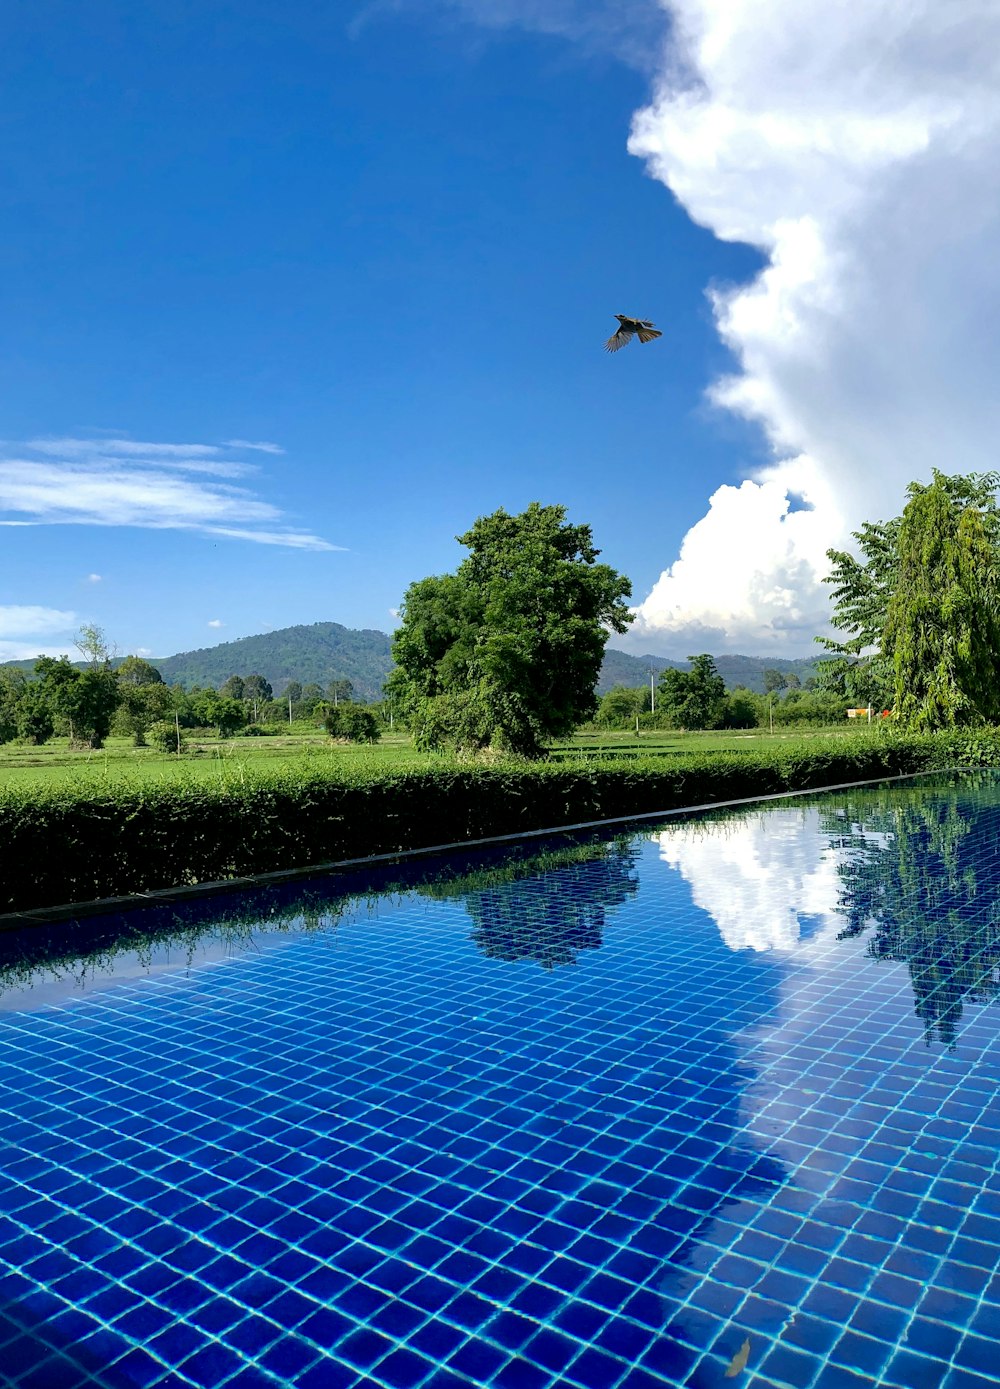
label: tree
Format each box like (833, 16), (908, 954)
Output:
(283, 680), (303, 704)
(325, 703), (380, 743)
(35, 654), (119, 748)
(242, 674), (273, 723)
(762, 668), (786, 695)
(16, 684), (54, 745)
(886, 473), (1000, 729)
(657, 654), (726, 730)
(821, 471), (1000, 729)
(391, 503), (632, 757)
(117, 655), (163, 687)
(220, 675), (245, 701)
(114, 656), (168, 744)
(300, 683), (324, 712)
(326, 678), (354, 706)
(596, 685), (647, 728)
(189, 691), (246, 737)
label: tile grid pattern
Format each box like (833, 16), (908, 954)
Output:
(0, 796), (997, 1386)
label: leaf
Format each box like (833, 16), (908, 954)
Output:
(724, 1338), (751, 1378)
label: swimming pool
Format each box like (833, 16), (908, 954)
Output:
(1, 771), (999, 1387)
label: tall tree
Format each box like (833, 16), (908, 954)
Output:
(219, 675), (245, 701)
(885, 472), (1000, 728)
(820, 470), (1000, 726)
(657, 654), (726, 730)
(391, 502), (632, 757)
(242, 673), (273, 723)
(326, 678), (354, 706)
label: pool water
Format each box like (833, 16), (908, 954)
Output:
(2, 772), (1000, 1387)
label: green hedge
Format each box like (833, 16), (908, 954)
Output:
(3, 731), (998, 914)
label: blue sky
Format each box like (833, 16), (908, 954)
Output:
(0, 0), (765, 661)
(4, 1), (995, 663)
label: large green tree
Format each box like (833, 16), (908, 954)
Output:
(821, 471), (1000, 728)
(391, 502), (632, 757)
(657, 654), (726, 730)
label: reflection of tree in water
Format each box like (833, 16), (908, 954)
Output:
(0, 835), (642, 996)
(419, 839), (641, 968)
(823, 774), (1000, 1045)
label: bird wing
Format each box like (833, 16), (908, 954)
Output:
(605, 326), (635, 352)
(636, 325), (662, 344)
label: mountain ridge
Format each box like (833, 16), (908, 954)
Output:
(1, 622), (821, 698)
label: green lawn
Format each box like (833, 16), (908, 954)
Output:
(0, 723), (883, 790)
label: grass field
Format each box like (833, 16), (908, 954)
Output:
(0, 723), (885, 790)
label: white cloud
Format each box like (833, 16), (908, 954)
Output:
(656, 805), (844, 952)
(207, 619), (224, 628)
(86, 573), (103, 584)
(351, 0), (667, 68)
(624, 0), (1000, 654)
(0, 605), (77, 662)
(0, 437), (338, 551)
(222, 439), (286, 454)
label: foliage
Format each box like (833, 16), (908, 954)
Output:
(657, 654), (726, 730)
(595, 685), (649, 728)
(325, 703), (380, 743)
(820, 470), (1000, 727)
(327, 678), (354, 704)
(0, 729), (994, 913)
(827, 777), (1000, 1046)
(117, 655), (163, 686)
(393, 503), (633, 757)
(188, 691), (246, 737)
(153, 621), (394, 701)
(886, 472), (1000, 730)
(148, 720), (186, 754)
(35, 654), (120, 749)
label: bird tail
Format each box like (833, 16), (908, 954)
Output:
(636, 327), (662, 344)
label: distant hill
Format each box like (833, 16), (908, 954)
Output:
(3, 622), (822, 700)
(598, 648), (821, 696)
(152, 622), (394, 701)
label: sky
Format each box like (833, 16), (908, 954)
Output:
(1, 0), (997, 664)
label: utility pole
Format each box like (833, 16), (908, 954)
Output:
(175, 709), (181, 756)
(288, 695), (293, 726)
(650, 671), (656, 715)
(768, 696), (773, 735)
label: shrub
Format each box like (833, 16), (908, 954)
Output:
(326, 704), (380, 743)
(0, 729), (995, 914)
(149, 721), (186, 754)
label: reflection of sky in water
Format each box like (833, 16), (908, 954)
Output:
(0, 773), (998, 1386)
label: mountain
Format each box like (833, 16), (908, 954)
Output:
(3, 621), (822, 700)
(152, 622), (394, 701)
(597, 648), (821, 696)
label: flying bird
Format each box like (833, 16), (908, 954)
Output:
(605, 314), (662, 353)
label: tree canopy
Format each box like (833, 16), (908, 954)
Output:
(390, 502), (632, 757)
(657, 654), (726, 730)
(821, 470), (1000, 728)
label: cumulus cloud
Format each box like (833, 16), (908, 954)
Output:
(656, 805), (845, 952)
(0, 437), (340, 551)
(624, 0), (1000, 654)
(207, 619), (224, 628)
(85, 573), (103, 584)
(0, 604), (77, 662)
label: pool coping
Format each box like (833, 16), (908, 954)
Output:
(0, 764), (967, 931)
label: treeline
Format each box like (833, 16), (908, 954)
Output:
(593, 654), (854, 731)
(0, 627), (385, 751)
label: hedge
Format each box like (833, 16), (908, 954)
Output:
(2, 730), (998, 915)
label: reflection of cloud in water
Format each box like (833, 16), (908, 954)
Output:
(656, 807), (846, 953)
